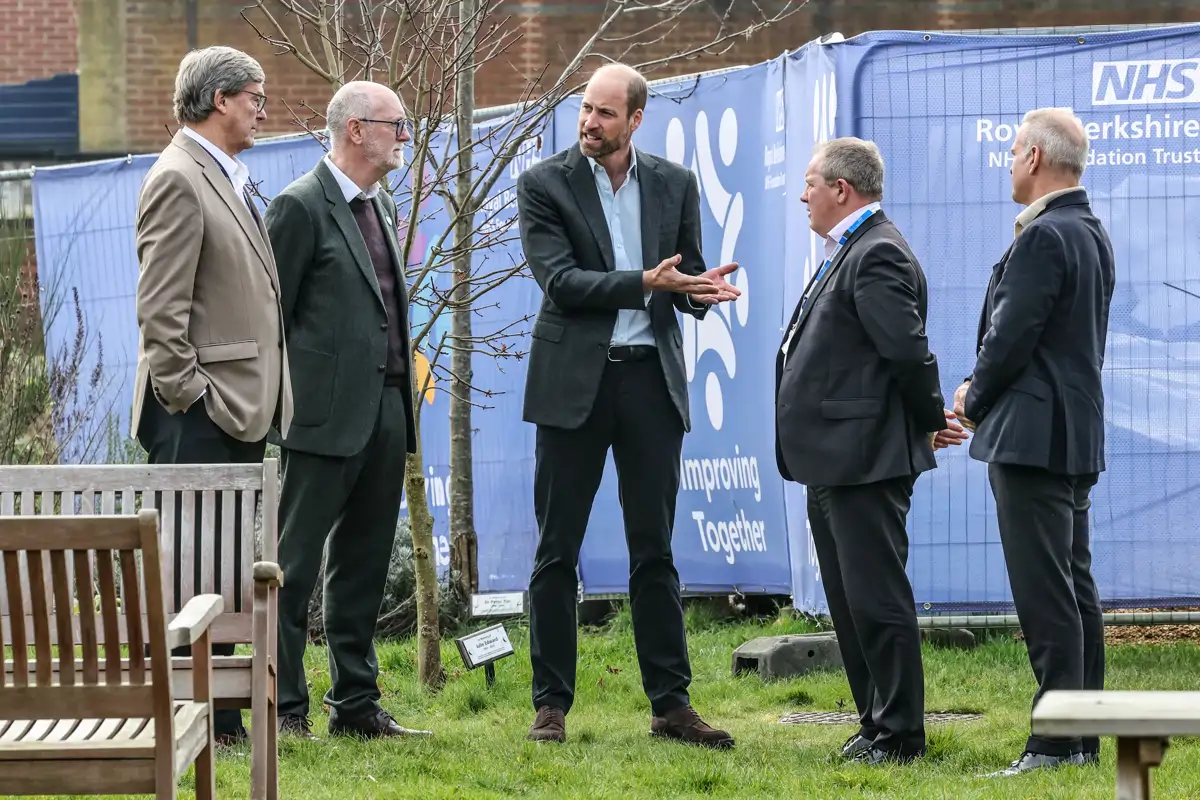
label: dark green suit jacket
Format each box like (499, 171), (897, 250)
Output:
(263, 158), (417, 457)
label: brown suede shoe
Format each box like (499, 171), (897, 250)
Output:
(527, 705), (566, 743)
(650, 705), (734, 749)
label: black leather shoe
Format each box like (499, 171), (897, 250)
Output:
(278, 713), (322, 741)
(853, 745), (922, 765)
(983, 751), (1085, 777)
(327, 708), (433, 739)
(840, 734), (875, 760)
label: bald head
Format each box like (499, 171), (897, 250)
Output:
(1018, 107), (1089, 178)
(587, 63), (648, 117)
(327, 80), (402, 146)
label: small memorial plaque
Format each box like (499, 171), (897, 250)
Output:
(455, 623), (515, 670)
(470, 591), (526, 618)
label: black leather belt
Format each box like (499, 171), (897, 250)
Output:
(607, 344), (657, 362)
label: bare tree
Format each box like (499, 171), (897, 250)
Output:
(242, 0), (810, 690)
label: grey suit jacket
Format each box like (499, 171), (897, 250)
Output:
(516, 145), (708, 431)
(263, 159), (417, 458)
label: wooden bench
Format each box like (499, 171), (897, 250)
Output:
(0, 461), (283, 799)
(1032, 690), (1200, 799)
(0, 510), (222, 798)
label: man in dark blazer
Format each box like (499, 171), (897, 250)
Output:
(516, 63), (740, 747)
(264, 81), (429, 740)
(777, 137), (947, 765)
(954, 107), (1114, 777)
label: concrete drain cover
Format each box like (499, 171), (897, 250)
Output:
(779, 711), (983, 725)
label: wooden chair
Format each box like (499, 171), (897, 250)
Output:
(0, 509), (223, 798)
(0, 461), (283, 799)
(1033, 689), (1200, 799)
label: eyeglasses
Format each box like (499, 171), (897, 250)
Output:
(244, 91), (268, 113)
(358, 118), (410, 139)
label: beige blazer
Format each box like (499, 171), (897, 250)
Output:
(131, 131), (293, 443)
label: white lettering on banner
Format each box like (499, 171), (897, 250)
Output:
(975, 112), (1200, 170)
(692, 509), (767, 565)
(682, 448), (766, 565)
(680, 447), (762, 502)
(1092, 60), (1200, 106)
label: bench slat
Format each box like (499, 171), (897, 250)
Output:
(221, 491), (236, 612)
(1033, 690), (1200, 737)
(0, 464), (265, 492)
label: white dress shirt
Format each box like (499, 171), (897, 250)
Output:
(782, 202), (882, 358)
(323, 154), (380, 202)
(181, 126), (251, 198)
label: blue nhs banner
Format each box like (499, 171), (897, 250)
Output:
(552, 61), (791, 595)
(782, 42), (839, 614)
(834, 25), (1200, 610)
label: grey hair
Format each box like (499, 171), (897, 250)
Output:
(325, 83), (376, 146)
(1019, 107), (1089, 177)
(813, 137), (885, 200)
(173, 46), (265, 124)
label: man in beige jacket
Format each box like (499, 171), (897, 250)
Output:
(132, 44), (293, 745)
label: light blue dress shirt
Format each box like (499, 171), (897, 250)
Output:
(588, 149), (656, 347)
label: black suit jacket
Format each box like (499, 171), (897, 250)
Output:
(263, 159), (417, 457)
(965, 189), (1115, 475)
(516, 145), (708, 431)
(775, 211), (946, 487)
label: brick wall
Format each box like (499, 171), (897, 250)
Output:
(6, 0), (1200, 154)
(0, 0), (78, 85)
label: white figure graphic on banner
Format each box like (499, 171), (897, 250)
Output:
(665, 107), (750, 431)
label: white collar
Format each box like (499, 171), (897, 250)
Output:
(182, 126), (249, 191)
(324, 154), (380, 202)
(826, 201), (882, 244)
(587, 146), (639, 181)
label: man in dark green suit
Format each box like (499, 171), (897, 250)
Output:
(264, 80), (429, 739)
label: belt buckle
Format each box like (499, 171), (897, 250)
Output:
(607, 345), (630, 362)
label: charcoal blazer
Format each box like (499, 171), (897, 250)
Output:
(516, 145), (709, 432)
(776, 211), (946, 487)
(964, 189), (1115, 475)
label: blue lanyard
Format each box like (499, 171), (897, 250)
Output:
(801, 206), (878, 309)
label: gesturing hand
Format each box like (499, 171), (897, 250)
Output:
(931, 409), (970, 450)
(691, 262), (742, 305)
(643, 254), (719, 298)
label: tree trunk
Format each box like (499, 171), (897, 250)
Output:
(448, 0), (479, 605)
(405, 430), (445, 689)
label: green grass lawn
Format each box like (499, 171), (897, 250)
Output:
(42, 608), (1200, 798)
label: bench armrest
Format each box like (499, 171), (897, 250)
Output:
(253, 560), (284, 588)
(167, 594), (225, 650)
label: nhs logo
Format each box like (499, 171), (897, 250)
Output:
(1092, 59), (1200, 105)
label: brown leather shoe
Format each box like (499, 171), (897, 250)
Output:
(650, 705), (734, 749)
(527, 705), (566, 743)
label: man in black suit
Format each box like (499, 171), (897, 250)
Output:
(264, 81), (430, 740)
(516, 63), (740, 748)
(953, 107), (1114, 777)
(776, 137), (947, 765)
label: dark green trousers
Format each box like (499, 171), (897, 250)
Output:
(276, 386), (409, 722)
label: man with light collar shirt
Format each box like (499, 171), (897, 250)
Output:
(777, 136), (949, 766)
(952, 107), (1115, 778)
(265, 80), (428, 741)
(133, 44), (292, 747)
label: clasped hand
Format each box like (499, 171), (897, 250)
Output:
(929, 381), (976, 451)
(643, 254), (741, 304)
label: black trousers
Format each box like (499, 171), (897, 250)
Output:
(529, 356), (691, 717)
(989, 463), (1105, 758)
(807, 475), (925, 756)
(275, 386), (408, 723)
(137, 387), (265, 737)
